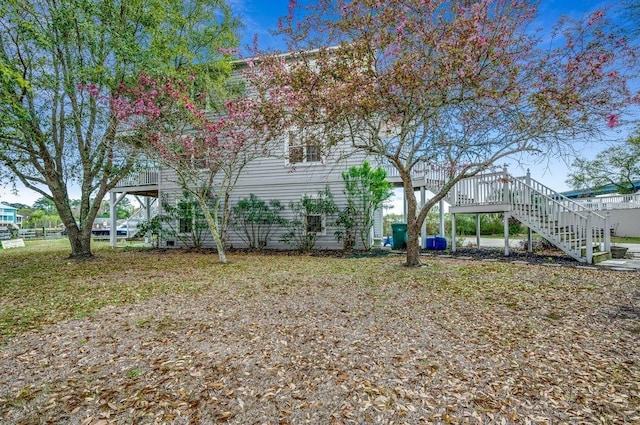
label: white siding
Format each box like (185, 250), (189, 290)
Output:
(158, 139), (375, 250)
(156, 62), (383, 250)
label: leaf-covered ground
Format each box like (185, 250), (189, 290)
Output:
(1, 243), (639, 424)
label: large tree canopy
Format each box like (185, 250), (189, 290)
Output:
(0, 0), (239, 257)
(248, 0), (639, 266)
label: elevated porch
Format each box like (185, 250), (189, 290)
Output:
(108, 168), (160, 246)
(113, 168), (160, 197)
(383, 164), (613, 264)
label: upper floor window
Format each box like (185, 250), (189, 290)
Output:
(176, 136), (209, 170)
(286, 131), (322, 165)
(176, 153), (208, 170)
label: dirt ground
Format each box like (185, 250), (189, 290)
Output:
(1, 253), (639, 424)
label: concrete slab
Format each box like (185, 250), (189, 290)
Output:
(599, 259), (640, 270)
(607, 267), (637, 272)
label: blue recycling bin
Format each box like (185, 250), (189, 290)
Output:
(425, 236), (447, 250)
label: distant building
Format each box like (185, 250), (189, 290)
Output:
(0, 203), (20, 228)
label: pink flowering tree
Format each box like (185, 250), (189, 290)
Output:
(115, 74), (279, 263)
(247, 0), (638, 266)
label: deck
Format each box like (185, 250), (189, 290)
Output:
(114, 168), (159, 197)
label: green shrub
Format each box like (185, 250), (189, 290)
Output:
(231, 194), (285, 249)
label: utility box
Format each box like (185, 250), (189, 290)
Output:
(425, 236), (447, 250)
(391, 223), (408, 250)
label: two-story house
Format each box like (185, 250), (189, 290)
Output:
(108, 58), (624, 263)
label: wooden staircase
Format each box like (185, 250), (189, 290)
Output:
(415, 166), (612, 264)
(507, 175), (610, 263)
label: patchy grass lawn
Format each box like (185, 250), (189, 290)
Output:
(612, 236), (640, 244)
(0, 241), (639, 424)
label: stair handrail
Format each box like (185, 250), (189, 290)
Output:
(510, 173), (610, 262)
(514, 172), (607, 220)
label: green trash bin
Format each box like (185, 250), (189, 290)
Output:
(391, 223), (408, 250)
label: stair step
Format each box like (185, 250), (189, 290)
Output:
(592, 251), (611, 264)
(579, 244), (602, 256)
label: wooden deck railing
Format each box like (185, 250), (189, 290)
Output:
(450, 170), (509, 206)
(384, 163), (509, 206)
(115, 168), (159, 188)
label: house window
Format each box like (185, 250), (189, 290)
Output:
(306, 213), (323, 234)
(287, 131), (322, 165)
(178, 203), (193, 234)
(305, 144), (322, 162)
(178, 152), (208, 170)
(304, 197), (326, 235)
(289, 144), (304, 164)
(177, 136), (209, 169)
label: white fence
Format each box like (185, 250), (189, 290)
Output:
(570, 193), (640, 211)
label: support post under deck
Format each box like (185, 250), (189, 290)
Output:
(476, 214), (481, 250)
(420, 187), (426, 248)
(503, 212), (510, 256)
(110, 192), (117, 248)
(439, 200), (445, 237)
(451, 214), (457, 253)
(145, 196), (152, 244)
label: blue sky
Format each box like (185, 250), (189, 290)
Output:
(232, 0), (613, 54)
(0, 0), (632, 206)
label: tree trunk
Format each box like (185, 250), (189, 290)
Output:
(54, 193), (94, 258)
(66, 224), (93, 258)
(405, 218), (422, 266)
(401, 169), (422, 267)
(199, 198), (227, 264)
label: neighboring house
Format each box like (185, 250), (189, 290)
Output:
(0, 203), (20, 228)
(562, 191), (640, 238)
